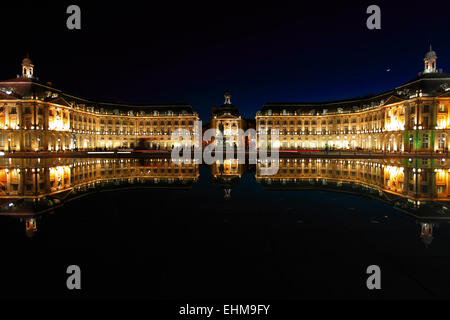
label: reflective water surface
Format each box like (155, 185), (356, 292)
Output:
(1, 157), (450, 299)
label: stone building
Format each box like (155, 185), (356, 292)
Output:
(256, 47), (450, 152)
(209, 91), (247, 148)
(0, 57), (199, 152)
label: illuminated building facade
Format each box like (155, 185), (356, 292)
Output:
(210, 159), (246, 199)
(0, 158), (199, 199)
(256, 158), (450, 202)
(255, 157), (450, 246)
(210, 92), (247, 148)
(0, 157), (199, 237)
(0, 57), (199, 152)
(0, 157), (449, 243)
(256, 48), (450, 152)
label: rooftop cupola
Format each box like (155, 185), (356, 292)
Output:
(224, 91), (232, 105)
(424, 45), (437, 73)
(22, 54), (34, 78)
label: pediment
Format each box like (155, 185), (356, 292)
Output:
(381, 95), (404, 106)
(437, 90), (450, 98)
(47, 96), (74, 108)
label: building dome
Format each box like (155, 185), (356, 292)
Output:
(22, 55), (33, 66)
(424, 46), (437, 61)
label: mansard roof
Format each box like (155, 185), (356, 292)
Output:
(212, 103), (241, 117)
(0, 77), (196, 116)
(0, 91), (17, 100)
(262, 72), (450, 115)
(396, 71), (450, 93)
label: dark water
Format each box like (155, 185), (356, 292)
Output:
(1, 157), (450, 300)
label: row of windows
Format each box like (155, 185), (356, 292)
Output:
(262, 128), (376, 134)
(258, 118), (382, 126)
(1, 107), (43, 115)
(258, 104), (449, 124)
(1, 107), (196, 124)
(263, 104), (443, 116)
(97, 119), (194, 125)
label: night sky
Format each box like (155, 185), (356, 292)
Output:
(1, 1), (450, 120)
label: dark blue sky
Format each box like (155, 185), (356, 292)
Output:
(1, 1), (450, 120)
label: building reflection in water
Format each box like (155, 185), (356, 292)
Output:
(1, 157), (450, 245)
(420, 222), (435, 247)
(210, 159), (247, 199)
(255, 158), (450, 246)
(0, 158), (199, 237)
